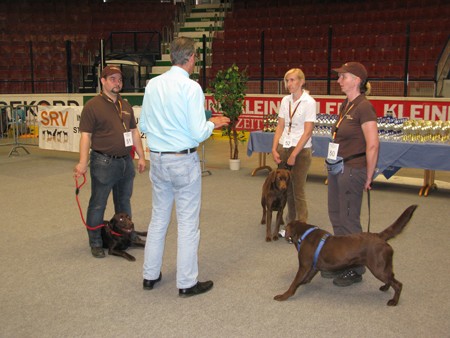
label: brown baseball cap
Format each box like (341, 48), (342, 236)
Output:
(101, 65), (122, 78)
(332, 62), (367, 82)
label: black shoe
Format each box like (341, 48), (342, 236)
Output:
(179, 281), (213, 298)
(333, 270), (362, 287)
(320, 269), (345, 279)
(91, 247), (105, 258)
(143, 272), (162, 290)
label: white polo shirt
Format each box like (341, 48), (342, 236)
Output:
(278, 90), (317, 148)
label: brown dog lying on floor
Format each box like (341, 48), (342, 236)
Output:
(274, 205), (418, 306)
(261, 168), (291, 242)
(101, 213), (147, 261)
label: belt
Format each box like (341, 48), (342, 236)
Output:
(150, 147), (197, 155)
(93, 150), (129, 159)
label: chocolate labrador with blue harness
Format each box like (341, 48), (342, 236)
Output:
(274, 205), (417, 306)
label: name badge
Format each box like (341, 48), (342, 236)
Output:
(283, 135), (292, 148)
(123, 131), (133, 147)
(327, 142), (339, 160)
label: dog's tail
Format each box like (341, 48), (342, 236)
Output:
(378, 205), (418, 241)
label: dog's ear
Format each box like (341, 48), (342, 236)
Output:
(285, 221), (299, 243)
(270, 170), (278, 184)
(109, 215), (117, 225)
(103, 221), (112, 234)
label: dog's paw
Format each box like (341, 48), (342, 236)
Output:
(124, 255), (136, 262)
(272, 235), (279, 241)
(379, 284), (390, 292)
(274, 294), (288, 301)
(265, 237), (272, 242)
(387, 299), (398, 306)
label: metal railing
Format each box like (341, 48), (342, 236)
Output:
(0, 105), (39, 156)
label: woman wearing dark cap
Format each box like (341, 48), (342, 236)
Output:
(324, 62), (379, 286)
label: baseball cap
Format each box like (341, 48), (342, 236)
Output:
(101, 65), (122, 78)
(332, 62), (367, 82)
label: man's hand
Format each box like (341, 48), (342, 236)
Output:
(74, 162), (88, 178)
(137, 158), (146, 173)
(210, 116), (230, 129)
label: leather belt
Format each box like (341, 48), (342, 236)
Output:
(93, 150), (129, 159)
(150, 147), (197, 155)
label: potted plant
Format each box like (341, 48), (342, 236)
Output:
(208, 64), (248, 169)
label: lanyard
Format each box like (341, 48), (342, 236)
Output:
(332, 102), (354, 140)
(116, 100), (128, 131)
(101, 92), (127, 131)
(288, 100), (301, 134)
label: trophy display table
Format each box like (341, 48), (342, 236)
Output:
(247, 131), (450, 196)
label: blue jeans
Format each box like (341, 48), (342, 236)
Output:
(86, 151), (135, 247)
(143, 151), (201, 289)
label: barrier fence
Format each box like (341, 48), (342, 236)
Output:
(0, 105), (39, 156)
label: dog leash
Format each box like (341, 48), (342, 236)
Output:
(75, 174), (121, 236)
(367, 189), (371, 233)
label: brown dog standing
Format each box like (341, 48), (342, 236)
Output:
(101, 213), (147, 261)
(261, 169), (291, 242)
(274, 205), (418, 306)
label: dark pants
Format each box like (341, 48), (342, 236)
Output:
(327, 165), (366, 275)
(86, 151), (135, 247)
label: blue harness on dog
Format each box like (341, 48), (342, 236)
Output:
(296, 227), (331, 270)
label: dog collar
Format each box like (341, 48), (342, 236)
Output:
(296, 226), (318, 251)
(313, 233), (331, 270)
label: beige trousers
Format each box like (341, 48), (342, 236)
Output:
(277, 144), (312, 223)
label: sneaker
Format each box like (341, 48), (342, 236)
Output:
(333, 270), (362, 287)
(278, 229), (286, 238)
(91, 247), (105, 258)
(320, 269), (345, 279)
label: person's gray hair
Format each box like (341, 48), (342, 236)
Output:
(170, 37), (195, 66)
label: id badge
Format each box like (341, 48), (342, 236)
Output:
(283, 135), (292, 148)
(123, 131), (133, 147)
(327, 142), (339, 160)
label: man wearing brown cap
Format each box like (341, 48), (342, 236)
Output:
(74, 65), (146, 258)
(323, 62), (379, 286)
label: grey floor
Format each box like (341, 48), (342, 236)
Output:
(1, 138), (449, 337)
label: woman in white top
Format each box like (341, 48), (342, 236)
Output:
(272, 68), (316, 226)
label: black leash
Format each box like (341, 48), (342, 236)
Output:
(367, 188), (371, 233)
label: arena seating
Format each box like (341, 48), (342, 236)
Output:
(216, 0), (449, 81)
(0, 0), (449, 94)
(0, 0), (175, 94)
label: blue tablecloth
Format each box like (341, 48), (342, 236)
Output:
(247, 131), (330, 157)
(247, 131), (450, 178)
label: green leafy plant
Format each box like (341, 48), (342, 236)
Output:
(208, 64), (248, 160)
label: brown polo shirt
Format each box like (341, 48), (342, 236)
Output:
(79, 93), (136, 156)
(332, 94), (377, 168)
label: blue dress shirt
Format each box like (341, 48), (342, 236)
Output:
(139, 66), (215, 152)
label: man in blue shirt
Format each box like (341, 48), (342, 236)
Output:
(139, 36), (229, 297)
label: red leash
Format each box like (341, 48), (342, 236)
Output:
(75, 174), (121, 236)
